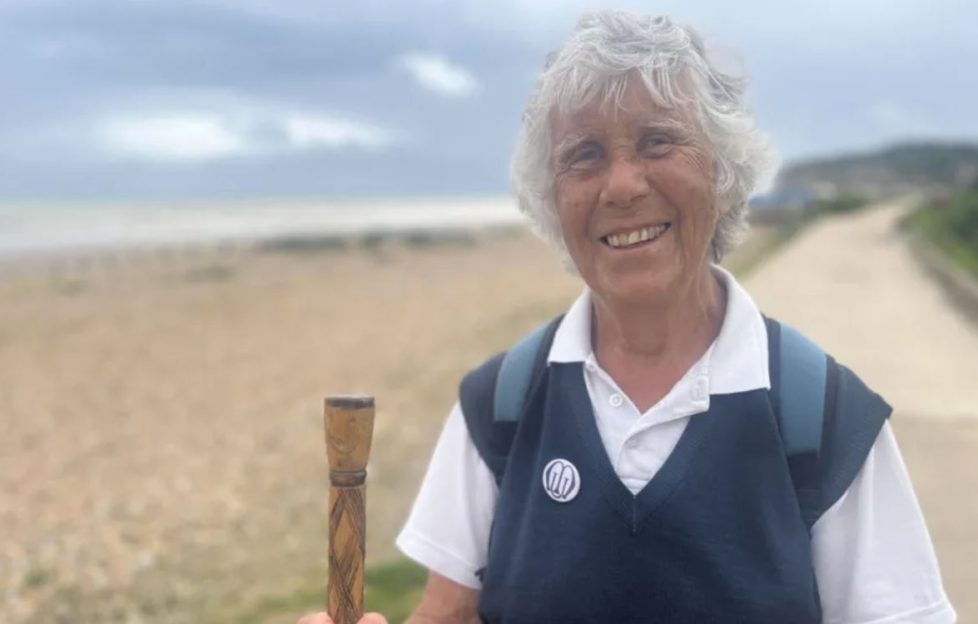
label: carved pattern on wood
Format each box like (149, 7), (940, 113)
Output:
(328, 486), (365, 624)
(324, 395), (374, 624)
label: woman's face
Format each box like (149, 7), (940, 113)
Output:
(550, 77), (721, 307)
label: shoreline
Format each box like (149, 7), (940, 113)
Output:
(0, 221), (529, 281)
(0, 196), (526, 268)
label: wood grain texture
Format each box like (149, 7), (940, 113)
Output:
(328, 486), (366, 624)
(325, 395), (375, 624)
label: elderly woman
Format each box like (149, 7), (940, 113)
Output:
(302, 11), (954, 624)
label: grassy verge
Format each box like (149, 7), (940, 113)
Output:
(812, 193), (869, 215)
(906, 191), (978, 278)
(226, 558), (427, 624)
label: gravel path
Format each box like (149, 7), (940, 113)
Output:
(744, 201), (978, 621)
(745, 201), (978, 421)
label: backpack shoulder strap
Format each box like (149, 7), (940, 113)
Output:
(459, 315), (563, 486)
(765, 316), (830, 529)
(821, 362), (892, 512)
(493, 318), (560, 424)
(765, 316), (891, 531)
(459, 351), (507, 481)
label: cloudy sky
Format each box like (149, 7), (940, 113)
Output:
(1, 0), (976, 200)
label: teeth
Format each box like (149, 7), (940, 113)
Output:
(605, 224), (668, 248)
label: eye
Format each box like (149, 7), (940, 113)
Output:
(638, 133), (675, 157)
(564, 142), (604, 169)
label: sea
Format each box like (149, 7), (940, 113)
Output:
(0, 196), (525, 261)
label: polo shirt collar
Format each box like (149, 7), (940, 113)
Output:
(546, 265), (770, 395)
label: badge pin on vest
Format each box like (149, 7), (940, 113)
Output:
(542, 458), (581, 503)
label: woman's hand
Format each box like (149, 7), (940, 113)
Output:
(296, 612), (388, 624)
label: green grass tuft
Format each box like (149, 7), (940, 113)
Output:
(813, 194), (869, 215)
(909, 191), (978, 278)
(226, 558), (427, 624)
(22, 565), (51, 589)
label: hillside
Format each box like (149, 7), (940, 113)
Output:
(776, 142), (978, 198)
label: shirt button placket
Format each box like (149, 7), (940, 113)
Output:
(609, 393), (624, 408)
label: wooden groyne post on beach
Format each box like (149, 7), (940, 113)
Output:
(324, 395), (376, 624)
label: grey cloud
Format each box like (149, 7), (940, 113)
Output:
(1, 0), (976, 198)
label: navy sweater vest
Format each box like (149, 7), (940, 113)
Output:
(477, 363), (822, 623)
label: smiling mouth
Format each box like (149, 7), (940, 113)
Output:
(600, 223), (671, 249)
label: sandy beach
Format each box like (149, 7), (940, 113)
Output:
(1, 209), (974, 623)
(0, 229), (585, 623)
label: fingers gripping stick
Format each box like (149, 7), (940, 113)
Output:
(325, 395), (376, 624)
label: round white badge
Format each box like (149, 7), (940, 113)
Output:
(542, 458), (581, 503)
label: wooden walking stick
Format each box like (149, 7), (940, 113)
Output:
(324, 394), (376, 624)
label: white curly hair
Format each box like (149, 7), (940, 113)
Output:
(510, 11), (777, 264)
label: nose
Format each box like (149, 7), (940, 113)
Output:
(599, 154), (650, 209)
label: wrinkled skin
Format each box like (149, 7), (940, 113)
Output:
(550, 75), (722, 311)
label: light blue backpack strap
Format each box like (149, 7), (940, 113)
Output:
(493, 320), (554, 424)
(768, 317), (890, 530)
(777, 323), (827, 457)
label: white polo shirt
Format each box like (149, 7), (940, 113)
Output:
(397, 266), (956, 623)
